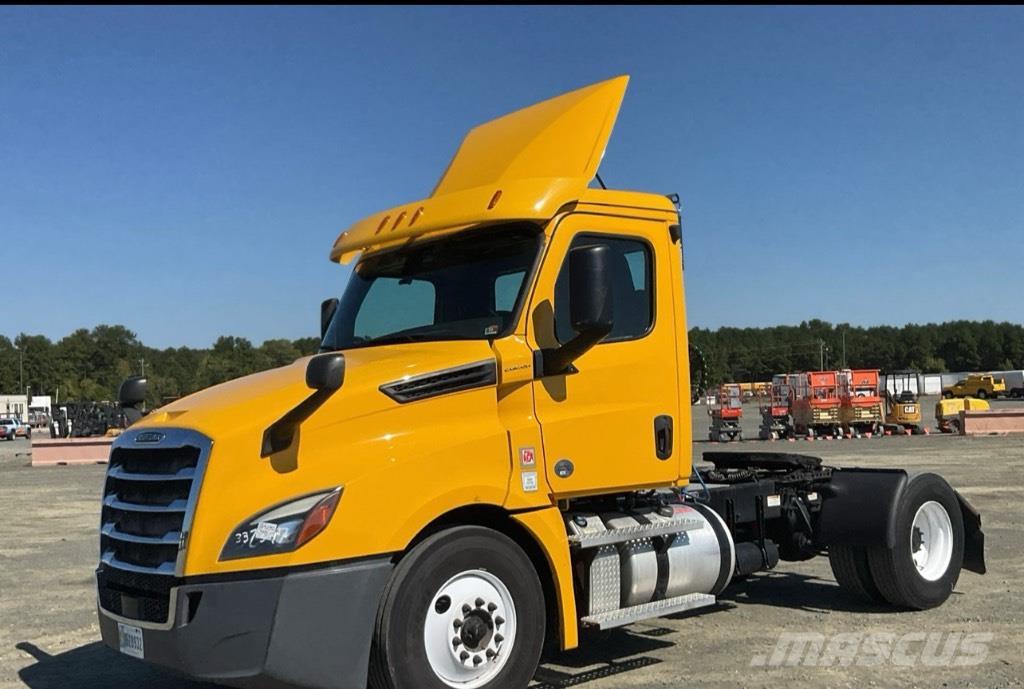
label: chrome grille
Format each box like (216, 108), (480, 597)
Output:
(97, 428), (210, 625)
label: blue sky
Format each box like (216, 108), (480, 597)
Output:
(2, 6), (1022, 348)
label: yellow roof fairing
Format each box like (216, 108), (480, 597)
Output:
(331, 76), (631, 262)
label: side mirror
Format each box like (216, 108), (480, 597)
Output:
(118, 376), (148, 407)
(321, 298), (339, 340)
(568, 244), (614, 336)
(306, 352), (346, 391)
(262, 352), (346, 457)
(542, 245), (614, 376)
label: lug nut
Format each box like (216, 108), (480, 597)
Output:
(495, 616), (504, 626)
(460, 651), (469, 662)
(462, 604), (472, 614)
(487, 602), (497, 612)
(494, 634), (504, 644)
(453, 619), (462, 629)
(475, 598), (485, 608)
(486, 649), (496, 659)
(473, 655), (483, 666)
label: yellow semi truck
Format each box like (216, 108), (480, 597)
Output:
(96, 77), (986, 689)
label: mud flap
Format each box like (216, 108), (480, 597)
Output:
(816, 468), (908, 548)
(955, 490), (986, 574)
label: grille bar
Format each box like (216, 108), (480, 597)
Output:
(101, 551), (176, 575)
(104, 494), (188, 513)
(107, 466), (196, 482)
(101, 522), (181, 545)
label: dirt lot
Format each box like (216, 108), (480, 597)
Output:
(1, 405), (1021, 689)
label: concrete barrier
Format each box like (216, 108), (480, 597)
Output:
(961, 409), (1024, 435)
(31, 437), (113, 466)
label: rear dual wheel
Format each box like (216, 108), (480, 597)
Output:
(370, 526), (545, 689)
(829, 473), (964, 609)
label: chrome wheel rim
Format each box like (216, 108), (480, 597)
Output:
(423, 569), (516, 688)
(911, 500), (953, 581)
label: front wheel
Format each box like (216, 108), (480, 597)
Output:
(976, 389), (987, 400)
(369, 526), (545, 689)
(867, 473), (965, 610)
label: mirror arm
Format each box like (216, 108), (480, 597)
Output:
(261, 353), (345, 458)
(538, 325), (612, 377)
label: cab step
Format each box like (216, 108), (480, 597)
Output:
(580, 592), (717, 630)
(567, 516), (705, 549)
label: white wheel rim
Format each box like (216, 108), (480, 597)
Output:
(423, 569), (517, 688)
(911, 501), (953, 581)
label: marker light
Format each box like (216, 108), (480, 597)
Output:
(220, 488), (342, 560)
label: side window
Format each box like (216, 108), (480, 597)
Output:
(353, 278), (436, 340)
(554, 235), (653, 344)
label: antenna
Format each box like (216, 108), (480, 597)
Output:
(595, 173), (607, 190)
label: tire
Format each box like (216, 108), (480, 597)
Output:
(369, 526), (545, 689)
(976, 389), (987, 400)
(942, 391), (953, 399)
(867, 473), (964, 610)
(829, 545), (886, 603)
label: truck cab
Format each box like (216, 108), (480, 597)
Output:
(96, 77), (985, 689)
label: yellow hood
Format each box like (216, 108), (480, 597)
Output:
(138, 340), (497, 444)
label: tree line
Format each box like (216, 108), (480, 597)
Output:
(1, 320), (1022, 406)
(689, 319), (1024, 386)
(0, 326), (320, 407)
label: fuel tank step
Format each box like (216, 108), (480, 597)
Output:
(567, 516), (705, 549)
(580, 592), (716, 630)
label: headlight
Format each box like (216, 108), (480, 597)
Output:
(220, 487), (342, 560)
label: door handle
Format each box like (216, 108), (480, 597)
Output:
(654, 415), (673, 460)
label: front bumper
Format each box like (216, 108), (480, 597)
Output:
(98, 557), (394, 689)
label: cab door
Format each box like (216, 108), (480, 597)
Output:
(528, 212), (681, 498)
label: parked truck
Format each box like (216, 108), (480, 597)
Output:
(942, 374), (1007, 400)
(95, 77), (986, 689)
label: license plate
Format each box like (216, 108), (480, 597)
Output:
(117, 622), (144, 659)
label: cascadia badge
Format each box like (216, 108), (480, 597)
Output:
(135, 431), (166, 444)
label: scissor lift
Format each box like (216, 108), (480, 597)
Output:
(758, 374), (794, 440)
(791, 371), (842, 438)
(709, 384), (743, 442)
(840, 369), (885, 437)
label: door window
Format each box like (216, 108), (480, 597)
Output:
(553, 235), (653, 344)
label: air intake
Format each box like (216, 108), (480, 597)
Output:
(380, 360), (497, 403)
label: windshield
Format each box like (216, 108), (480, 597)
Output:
(321, 224), (542, 351)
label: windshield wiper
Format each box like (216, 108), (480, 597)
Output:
(362, 333), (432, 347)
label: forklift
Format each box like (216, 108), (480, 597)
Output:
(883, 370), (924, 435)
(708, 383), (743, 442)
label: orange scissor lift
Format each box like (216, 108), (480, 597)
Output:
(758, 374), (795, 440)
(839, 368), (885, 438)
(791, 371), (842, 439)
(708, 383), (744, 442)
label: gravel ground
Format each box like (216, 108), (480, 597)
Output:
(1, 401), (1021, 689)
